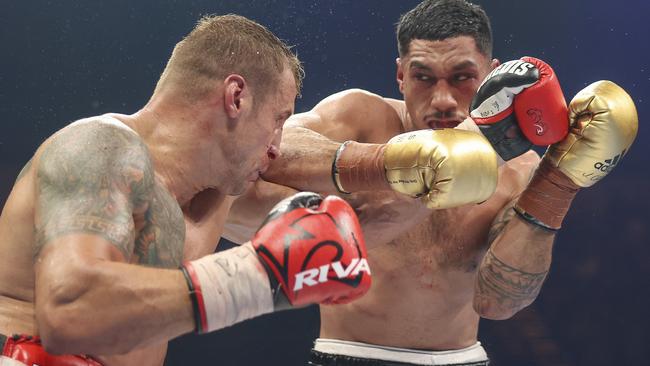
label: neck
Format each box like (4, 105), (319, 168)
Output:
(122, 95), (231, 206)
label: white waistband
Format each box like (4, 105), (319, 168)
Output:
(313, 338), (488, 365)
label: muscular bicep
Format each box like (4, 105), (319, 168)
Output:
(34, 122), (154, 262)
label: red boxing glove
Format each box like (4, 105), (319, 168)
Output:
(1, 335), (102, 366)
(252, 192), (371, 308)
(470, 56), (569, 160)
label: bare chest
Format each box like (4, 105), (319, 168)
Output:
(383, 204), (498, 274)
(133, 183), (185, 268)
(373, 164), (516, 274)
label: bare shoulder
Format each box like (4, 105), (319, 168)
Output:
(39, 115), (149, 167)
(291, 89), (403, 142)
(36, 116), (153, 194)
(34, 115), (155, 258)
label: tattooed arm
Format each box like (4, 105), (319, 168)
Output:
(473, 152), (556, 320)
(33, 121), (194, 355)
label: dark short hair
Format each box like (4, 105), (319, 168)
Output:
(397, 0), (492, 58)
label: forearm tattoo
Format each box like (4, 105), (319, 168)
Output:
(487, 202), (518, 246)
(477, 249), (548, 310)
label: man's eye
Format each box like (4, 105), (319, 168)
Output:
(416, 74), (433, 82)
(454, 74), (474, 82)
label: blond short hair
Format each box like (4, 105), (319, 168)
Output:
(155, 14), (303, 103)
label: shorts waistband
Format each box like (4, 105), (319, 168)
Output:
(312, 338), (488, 365)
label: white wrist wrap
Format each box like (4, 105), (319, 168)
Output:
(185, 243), (274, 333)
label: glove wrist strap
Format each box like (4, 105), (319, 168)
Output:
(180, 265), (205, 333)
(516, 160), (580, 230)
(333, 141), (390, 193)
(183, 244), (274, 333)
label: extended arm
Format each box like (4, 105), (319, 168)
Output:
(232, 90), (497, 248)
(262, 90), (379, 192)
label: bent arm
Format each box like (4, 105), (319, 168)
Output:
(35, 239), (194, 355)
(473, 154), (554, 319)
(473, 202), (555, 320)
(33, 123), (194, 355)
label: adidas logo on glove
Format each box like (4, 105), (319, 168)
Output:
(593, 151), (624, 173)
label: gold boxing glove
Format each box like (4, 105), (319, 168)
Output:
(545, 80), (638, 186)
(333, 129), (498, 209)
(516, 80), (638, 229)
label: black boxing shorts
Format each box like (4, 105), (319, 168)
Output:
(0, 334), (102, 366)
(308, 338), (489, 366)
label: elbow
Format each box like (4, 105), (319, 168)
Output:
(36, 266), (121, 355)
(37, 303), (88, 354)
(473, 297), (531, 321)
(38, 301), (134, 355)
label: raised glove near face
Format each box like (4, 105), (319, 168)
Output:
(544, 80), (638, 187)
(471, 57), (569, 160)
(252, 192), (371, 308)
(516, 80), (638, 230)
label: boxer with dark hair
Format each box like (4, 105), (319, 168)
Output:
(0, 14), (372, 366)
(225, 1), (638, 364)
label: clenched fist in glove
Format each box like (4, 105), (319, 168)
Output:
(182, 192), (371, 333)
(515, 80), (638, 230)
(332, 129), (498, 209)
(470, 56), (570, 160)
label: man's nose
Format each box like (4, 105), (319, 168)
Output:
(430, 80), (458, 116)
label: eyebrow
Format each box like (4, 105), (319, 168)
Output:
(409, 60), (432, 71)
(409, 60), (479, 72)
(451, 60), (479, 71)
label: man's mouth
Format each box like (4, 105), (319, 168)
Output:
(427, 119), (463, 129)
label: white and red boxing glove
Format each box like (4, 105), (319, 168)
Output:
(182, 192), (371, 333)
(470, 56), (569, 160)
(252, 192), (371, 308)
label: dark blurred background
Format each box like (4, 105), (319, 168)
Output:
(1, 1), (649, 365)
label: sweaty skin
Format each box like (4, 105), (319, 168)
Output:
(0, 64), (297, 365)
(225, 37), (555, 350)
(0, 116), (229, 366)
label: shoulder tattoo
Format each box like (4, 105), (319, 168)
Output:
(34, 123), (154, 259)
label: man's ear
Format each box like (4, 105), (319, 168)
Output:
(489, 58), (500, 71)
(396, 58), (405, 94)
(223, 74), (247, 119)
